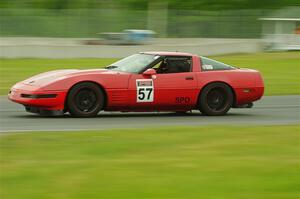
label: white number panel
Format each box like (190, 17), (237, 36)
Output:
(136, 79), (154, 103)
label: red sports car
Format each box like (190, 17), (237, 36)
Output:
(8, 52), (264, 117)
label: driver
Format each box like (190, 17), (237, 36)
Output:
(156, 59), (169, 74)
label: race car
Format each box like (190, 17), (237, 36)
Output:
(8, 52), (264, 117)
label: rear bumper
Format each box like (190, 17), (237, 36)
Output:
(235, 86), (264, 105)
(8, 85), (67, 110)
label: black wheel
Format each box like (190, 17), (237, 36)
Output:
(67, 82), (104, 117)
(198, 83), (233, 116)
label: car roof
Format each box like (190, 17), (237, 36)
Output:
(141, 51), (196, 57)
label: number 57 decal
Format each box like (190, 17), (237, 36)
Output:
(136, 79), (154, 102)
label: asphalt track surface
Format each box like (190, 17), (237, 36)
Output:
(0, 95), (299, 132)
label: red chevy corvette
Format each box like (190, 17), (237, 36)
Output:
(8, 52), (264, 117)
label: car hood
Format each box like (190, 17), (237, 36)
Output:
(21, 69), (119, 87)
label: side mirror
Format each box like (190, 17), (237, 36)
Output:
(142, 68), (156, 76)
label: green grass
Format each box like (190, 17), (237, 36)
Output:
(0, 52), (299, 95)
(0, 125), (299, 199)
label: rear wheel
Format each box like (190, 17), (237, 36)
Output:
(67, 82), (104, 117)
(198, 83), (233, 116)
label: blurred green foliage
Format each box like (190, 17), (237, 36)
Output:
(0, 0), (299, 10)
(1, 0), (298, 37)
(0, 8), (264, 38)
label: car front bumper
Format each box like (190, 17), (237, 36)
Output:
(8, 83), (67, 111)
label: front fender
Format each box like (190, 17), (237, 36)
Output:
(42, 73), (131, 91)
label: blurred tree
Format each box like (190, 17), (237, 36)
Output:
(0, 0), (299, 9)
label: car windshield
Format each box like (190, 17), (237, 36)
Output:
(107, 53), (160, 73)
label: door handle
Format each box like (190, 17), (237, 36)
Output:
(185, 76), (194, 80)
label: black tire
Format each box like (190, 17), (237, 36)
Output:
(198, 83), (233, 116)
(67, 82), (104, 117)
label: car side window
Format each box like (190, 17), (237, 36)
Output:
(201, 56), (235, 71)
(155, 56), (192, 74)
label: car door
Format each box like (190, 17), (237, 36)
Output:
(152, 72), (198, 110)
(127, 56), (198, 111)
(126, 74), (156, 111)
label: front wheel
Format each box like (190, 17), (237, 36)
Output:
(198, 83), (233, 116)
(67, 82), (104, 117)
